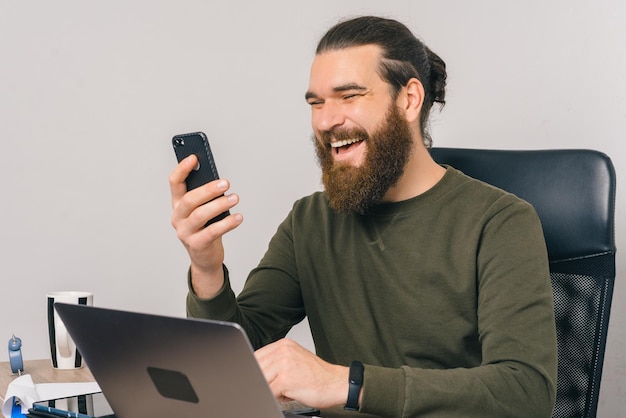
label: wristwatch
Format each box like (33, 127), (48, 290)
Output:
(344, 360), (364, 411)
(8, 334), (24, 375)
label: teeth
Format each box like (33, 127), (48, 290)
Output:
(330, 138), (362, 148)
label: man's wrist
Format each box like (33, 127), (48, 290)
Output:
(189, 263), (226, 299)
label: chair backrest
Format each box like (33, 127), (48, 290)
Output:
(430, 148), (616, 418)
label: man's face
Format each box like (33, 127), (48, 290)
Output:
(306, 45), (414, 214)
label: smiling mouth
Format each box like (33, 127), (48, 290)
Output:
(330, 138), (364, 153)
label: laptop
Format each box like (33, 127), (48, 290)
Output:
(54, 303), (318, 418)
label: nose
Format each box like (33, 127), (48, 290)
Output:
(312, 101), (346, 134)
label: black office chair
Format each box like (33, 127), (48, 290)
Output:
(430, 148), (616, 418)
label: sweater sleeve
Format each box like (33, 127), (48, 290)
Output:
(358, 200), (557, 418)
(186, 244), (307, 349)
(186, 265), (239, 321)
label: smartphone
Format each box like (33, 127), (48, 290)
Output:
(172, 132), (230, 226)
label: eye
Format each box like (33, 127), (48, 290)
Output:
(307, 100), (324, 108)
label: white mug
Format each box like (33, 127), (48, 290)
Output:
(47, 291), (93, 369)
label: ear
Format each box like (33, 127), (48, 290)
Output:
(396, 78), (424, 124)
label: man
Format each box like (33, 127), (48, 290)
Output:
(169, 16), (557, 417)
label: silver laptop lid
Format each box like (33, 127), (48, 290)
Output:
(54, 303), (286, 418)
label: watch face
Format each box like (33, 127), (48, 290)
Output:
(349, 361), (364, 384)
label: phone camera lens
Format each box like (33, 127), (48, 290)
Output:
(175, 138), (185, 146)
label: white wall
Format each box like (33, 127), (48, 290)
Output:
(1, 1), (623, 416)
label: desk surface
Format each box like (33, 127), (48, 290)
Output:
(0, 359), (95, 403)
(1, 360), (329, 417)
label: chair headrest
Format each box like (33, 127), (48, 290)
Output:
(430, 148), (616, 263)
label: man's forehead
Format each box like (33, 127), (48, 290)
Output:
(307, 44), (385, 94)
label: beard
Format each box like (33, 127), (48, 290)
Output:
(313, 103), (414, 215)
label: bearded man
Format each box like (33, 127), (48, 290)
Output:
(170, 16), (557, 418)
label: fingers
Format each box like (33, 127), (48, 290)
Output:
(169, 154), (197, 209)
(170, 154), (229, 212)
(170, 155), (240, 233)
(254, 339), (347, 409)
(255, 340), (301, 401)
(176, 188), (238, 234)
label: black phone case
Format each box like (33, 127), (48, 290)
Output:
(172, 132), (230, 225)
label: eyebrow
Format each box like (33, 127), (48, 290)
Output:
(305, 83), (368, 101)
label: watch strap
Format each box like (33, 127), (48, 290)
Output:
(344, 360), (364, 411)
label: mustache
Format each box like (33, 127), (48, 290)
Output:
(317, 127), (369, 146)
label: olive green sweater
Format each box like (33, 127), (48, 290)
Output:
(187, 167), (557, 418)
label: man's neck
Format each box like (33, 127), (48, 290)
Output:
(382, 146), (446, 203)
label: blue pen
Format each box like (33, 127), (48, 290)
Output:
(32, 404), (92, 418)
